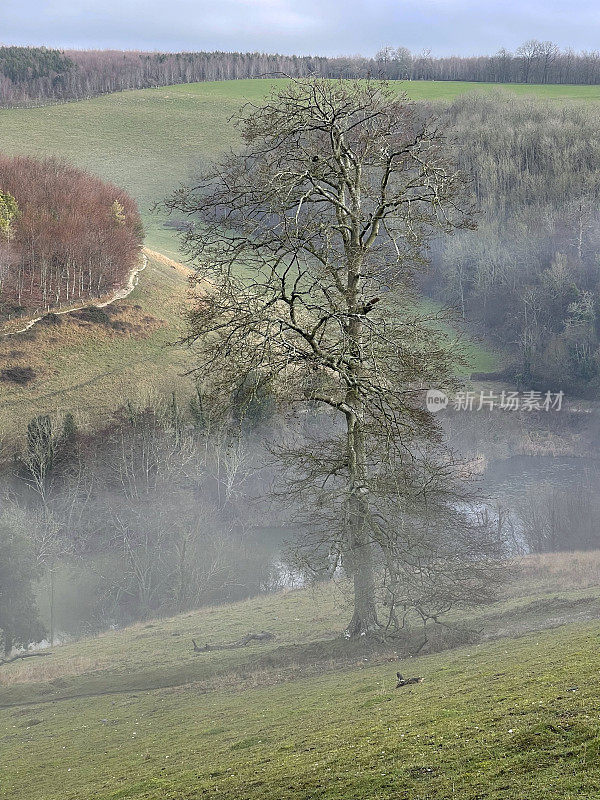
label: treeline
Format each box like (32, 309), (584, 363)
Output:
(374, 40), (600, 85)
(516, 476), (600, 553)
(4, 41), (600, 107)
(0, 47), (335, 106)
(424, 95), (600, 395)
(0, 45), (73, 83)
(0, 47), (75, 106)
(0, 156), (142, 317)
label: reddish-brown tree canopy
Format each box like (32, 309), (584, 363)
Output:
(0, 156), (142, 316)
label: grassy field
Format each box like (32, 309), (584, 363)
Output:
(0, 79), (599, 257)
(0, 249), (191, 442)
(2, 551), (600, 799)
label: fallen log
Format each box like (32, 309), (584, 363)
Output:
(236, 631), (275, 647)
(192, 631), (275, 654)
(1, 651), (53, 665)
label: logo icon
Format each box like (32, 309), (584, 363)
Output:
(426, 389), (449, 413)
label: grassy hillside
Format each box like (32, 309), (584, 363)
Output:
(4, 77), (590, 433)
(0, 249), (191, 441)
(2, 551), (600, 799)
(0, 79), (598, 257)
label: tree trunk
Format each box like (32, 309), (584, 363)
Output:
(344, 406), (378, 637)
(4, 631), (13, 658)
(343, 238), (378, 637)
(49, 566), (55, 647)
(346, 530), (377, 636)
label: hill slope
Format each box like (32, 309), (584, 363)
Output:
(1, 553), (600, 799)
(0, 250), (190, 440)
(0, 79), (599, 257)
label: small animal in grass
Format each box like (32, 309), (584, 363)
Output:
(395, 672), (424, 688)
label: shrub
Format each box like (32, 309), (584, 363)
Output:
(38, 312), (62, 326)
(73, 306), (110, 324)
(0, 365), (36, 384)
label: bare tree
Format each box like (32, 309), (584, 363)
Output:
(516, 39), (543, 83)
(166, 78), (483, 636)
(538, 41), (559, 84)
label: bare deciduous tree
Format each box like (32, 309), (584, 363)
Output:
(166, 78), (492, 636)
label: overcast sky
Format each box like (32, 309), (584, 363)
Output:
(3, 0), (600, 57)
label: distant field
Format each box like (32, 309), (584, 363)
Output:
(1, 79), (599, 257)
(399, 79), (600, 101)
(2, 550), (600, 800)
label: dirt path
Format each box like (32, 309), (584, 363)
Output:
(2, 251), (148, 338)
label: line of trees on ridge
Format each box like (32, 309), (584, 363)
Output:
(4, 41), (600, 107)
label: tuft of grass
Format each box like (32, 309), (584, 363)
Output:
(511, 550), (600, 595)
(0, 656), (99, 687)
